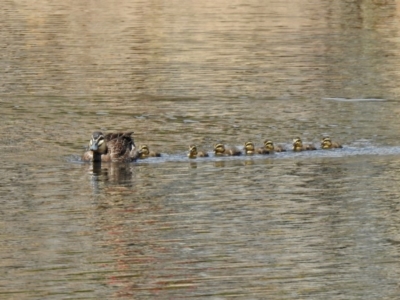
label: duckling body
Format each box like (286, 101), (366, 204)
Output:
(214, 143), (242, 156)
(137, 144), (161, 159)
(188, 145), (209, 159)
(292, 137), (316, 152)
(263, 140), (286, 153)
(257, 147), (271, 154)
(321, 137), (342, 149)
(82, 131), (136, 163)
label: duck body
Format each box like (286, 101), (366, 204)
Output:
(292, 137), (316, 152)
(82, 131), (136, 163)
(188, 145), (209, 159)
(264, 140), (286, 153)
(214, 143), (242, 156)
(321, 137), (342, 149)
(137, 144), (161, 159)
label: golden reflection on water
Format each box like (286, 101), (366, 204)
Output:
(2, 0), (400, 299)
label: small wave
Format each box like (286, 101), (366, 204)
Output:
(322, 97), (386, 102)
(65, 155), (85, 164)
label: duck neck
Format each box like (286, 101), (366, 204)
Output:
(92, 151), (102, 162)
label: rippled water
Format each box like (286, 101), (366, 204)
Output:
(2, 0), (400, 299)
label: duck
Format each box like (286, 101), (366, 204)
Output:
(137, 144), (161, 159)
(82, 131), (136, 163)
(292, 137), (316, 151)
(188, 145), (209, 158)
(321, 137), (342, 149)
(244, 141), (270, 155)
(214, 143), (242, 156)
(263, 140), (286, 152)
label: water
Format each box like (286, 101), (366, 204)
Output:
(2, 0), (400, 299)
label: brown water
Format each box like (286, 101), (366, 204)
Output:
(2, 0), (400, 299)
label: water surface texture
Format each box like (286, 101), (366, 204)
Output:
(2, 1), (400, 299)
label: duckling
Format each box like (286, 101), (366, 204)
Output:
(137, 144), (161, 159)
(263, 140), (286, 152)
(292, 137), (316, 152)
(188, 145), (209, 158)
(82, 131), (136, 163)
(321, 137), (342, 149)
(214, 143), (242, 156)
(244, 141), (270, 155)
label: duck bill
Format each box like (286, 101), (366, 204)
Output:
(89, 143), (99, 151)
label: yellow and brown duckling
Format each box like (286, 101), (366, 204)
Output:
(263, 140), (286, 152)
(82, 131), (137, 163)
(244, 141), (270, 155)
(137, 144), (161, 159)
(292, 137), (316, 152)
(188, 145), (209, 159)
(214, 143), (242, 156)
(321, 137), (342, 149)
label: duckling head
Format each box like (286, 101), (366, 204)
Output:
(188, 145), (198, 158)
(264, 140), (274, 151)
(214, 143), (226, 155)
(244, 142), (255, 154)
(139, 144), (150, 156)
(292, 137), (303, 151)
(89, 132), (107, 154)
(321, 137), (332, 149)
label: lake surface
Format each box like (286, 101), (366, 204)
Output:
(2, 0), (400, 299)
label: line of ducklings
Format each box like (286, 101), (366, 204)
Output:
(82, 132), (342, 163)
(187, 137), (342, 158)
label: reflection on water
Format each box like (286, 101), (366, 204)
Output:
(81, 155), (400, 299)
(2, 0), (400, 299)
(88, 162), (134, 195)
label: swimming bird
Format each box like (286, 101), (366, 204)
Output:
(137, 144), (161, 159)
(263, 140), (286, 152)
(292, 137), (316, 151)
(244, 141), (270, 155)
(321, 137), (342, 149)
(82, 131), (136, 162)
(214, 143), (242, 156)
(188, 145), (209, 158)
